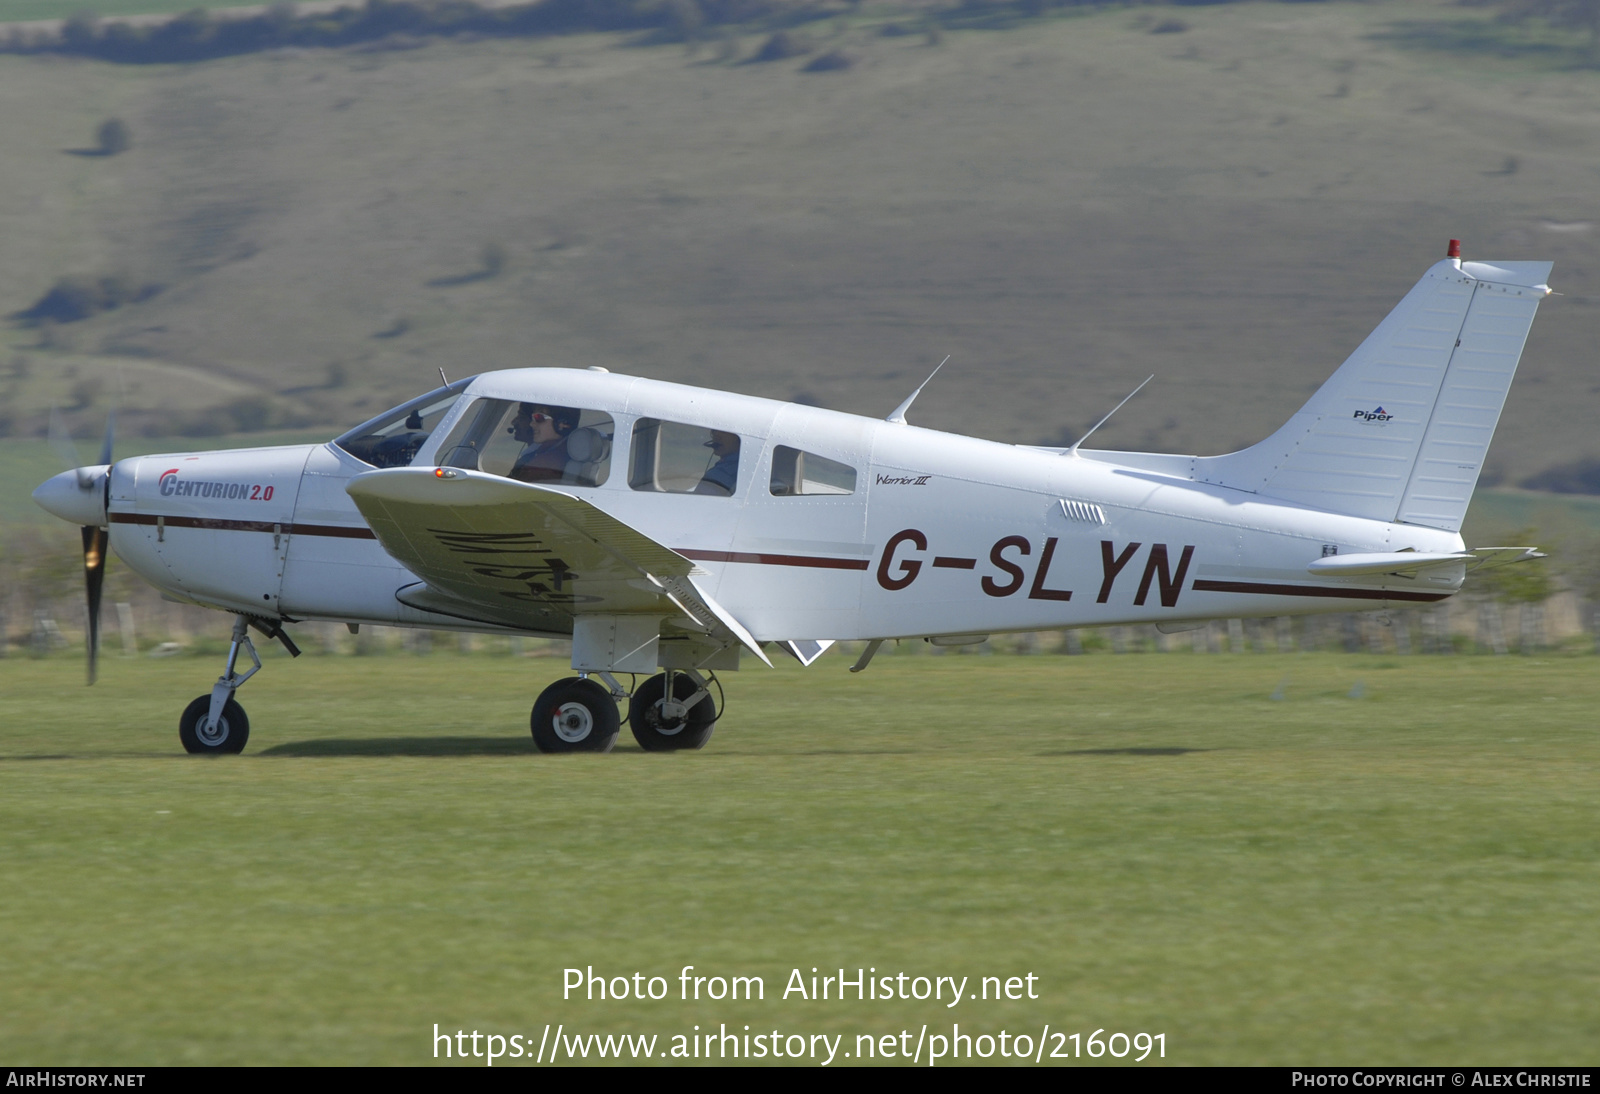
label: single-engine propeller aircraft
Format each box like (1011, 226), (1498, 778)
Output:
(34, 241), (1553, 754)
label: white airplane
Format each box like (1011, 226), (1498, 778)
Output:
(34, 241), (1552, 755)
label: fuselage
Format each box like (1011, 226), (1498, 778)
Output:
(91, 367), (1465, 644)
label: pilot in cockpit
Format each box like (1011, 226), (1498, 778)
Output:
(507, 402), (581, 483)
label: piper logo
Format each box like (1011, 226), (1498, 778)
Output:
(1353, 406), (1393, 423)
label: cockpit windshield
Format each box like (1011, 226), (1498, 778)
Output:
(333, 378), (475, 468)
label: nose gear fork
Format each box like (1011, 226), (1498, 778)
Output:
(206, 615), (262, 732)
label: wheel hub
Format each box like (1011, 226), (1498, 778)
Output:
(650, 703), (686, 736)
(196, 716), (229, 747)
(553, 702), (594, 743)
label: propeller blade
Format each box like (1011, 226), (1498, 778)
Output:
(97, 405), (115, 468)
(82, 525), (108, 686)
(48, 407), (93, 488)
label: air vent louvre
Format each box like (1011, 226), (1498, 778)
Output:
(1059, 499), (1106, 525)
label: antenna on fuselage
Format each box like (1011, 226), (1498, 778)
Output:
(885, 355), (951, 425)
(438, 367), (450, 387)
(1065, 374), (1154, 456)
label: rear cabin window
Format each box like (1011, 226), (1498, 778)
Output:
(769, 446), (857, 496)
(629, 419), (741, 496)
(437, 398), (613, 487)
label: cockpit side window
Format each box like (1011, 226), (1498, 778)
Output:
(437, 398), (614, 487)
(769, 446), (856, 496)
(334, 379), (474, 468)
(629, 419), (741, 496)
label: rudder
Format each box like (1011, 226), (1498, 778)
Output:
(1196, 251), (1551, 532)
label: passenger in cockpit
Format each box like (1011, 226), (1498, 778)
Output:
(508, 402), (580, 483)
(696, 429), (741, 495)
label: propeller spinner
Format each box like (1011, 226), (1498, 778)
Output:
(34, 408), (115, 684)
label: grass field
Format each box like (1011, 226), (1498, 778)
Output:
(2, 649), (1597, 1064)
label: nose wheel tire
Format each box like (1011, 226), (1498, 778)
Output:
(179, 695), (250, 754)
(531, 677), (620, 753)
(629, 672), (715, 752)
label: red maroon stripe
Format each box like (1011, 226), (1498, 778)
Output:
(293, 523), (379, 539)
(111, 513), (376, 540)
(677, 549), (870, 571)
(1192, 579), (1449, 603)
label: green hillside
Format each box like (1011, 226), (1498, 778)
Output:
(1, 0), (1597, 487)
(0, 0), (247, 20)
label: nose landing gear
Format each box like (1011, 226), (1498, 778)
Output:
(177, 614), (300, 755)
(179, 693), (250, 754)
(179, 615), (259, 754)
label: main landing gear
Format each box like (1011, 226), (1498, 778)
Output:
(628, 670), (716, 752)
(528, 670), (720, 754)
(178, 614), (300, 755)
(530, 677), (621, 753)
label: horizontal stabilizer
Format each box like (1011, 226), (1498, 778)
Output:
(1305, 547), (1543, 578)
(1463, 546), (1546, 571)
(1306, 552), (1473, 577)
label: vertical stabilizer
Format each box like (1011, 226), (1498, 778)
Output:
(1196, 254), (1551, 532)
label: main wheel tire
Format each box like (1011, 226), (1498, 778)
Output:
(531, 677), (620, 753)
(178, 694), (250, 755)
(628, 672), (715, 752)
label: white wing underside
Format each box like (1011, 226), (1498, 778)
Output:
(345, 467), (770, 664)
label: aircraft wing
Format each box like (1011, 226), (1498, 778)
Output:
(345, 467), (768, 662)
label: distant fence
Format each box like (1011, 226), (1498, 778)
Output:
(4, 590), (1595, 662)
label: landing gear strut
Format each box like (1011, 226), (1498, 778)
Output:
(629, 670), (717, 752)
(179, 615), (258, 754)
(531, 676), (621, 753)
(176, 616), (299, 755)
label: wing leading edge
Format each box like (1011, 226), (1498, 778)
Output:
(345, 468), (770, 665)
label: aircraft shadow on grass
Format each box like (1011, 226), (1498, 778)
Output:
(257, 740), (925, 758)
(1041, 747), (1216, 757)
(260, 737), (541, 757)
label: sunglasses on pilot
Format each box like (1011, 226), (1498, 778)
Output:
(507, 410), (555, 434)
